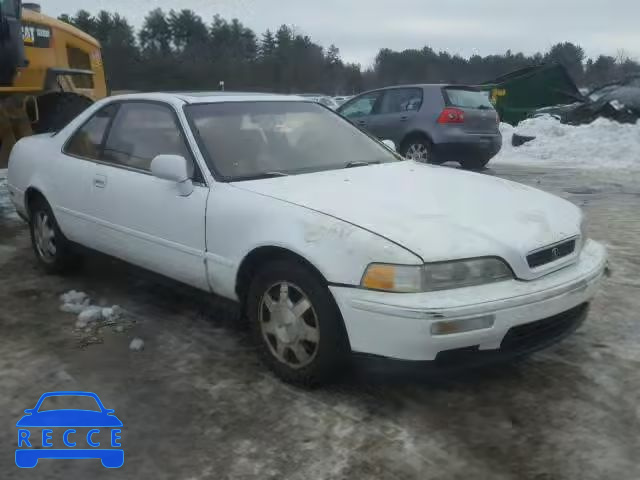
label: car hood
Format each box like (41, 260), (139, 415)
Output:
(16, 410), (123, 427)
(233, 162), (581, 278)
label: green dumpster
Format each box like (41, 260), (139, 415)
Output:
(479, 64), (583, 126)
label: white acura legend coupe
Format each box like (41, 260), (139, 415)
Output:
(7, 92), (607, 385)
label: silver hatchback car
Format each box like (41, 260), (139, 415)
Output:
(337, 84), (502, 170)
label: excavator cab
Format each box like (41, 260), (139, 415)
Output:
(0, 0), (25, 86)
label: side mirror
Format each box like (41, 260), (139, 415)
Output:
(150, 154), (194, 196)
(382, 139), (397, 152)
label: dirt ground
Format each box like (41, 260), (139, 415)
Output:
(1, 163), (639, 480)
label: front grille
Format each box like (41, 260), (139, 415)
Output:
(500, 303), (588, 353)
(527, 239), (576, 268)
(433, 303), (589, 367)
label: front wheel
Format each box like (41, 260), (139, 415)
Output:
(247, 260), (350, 386)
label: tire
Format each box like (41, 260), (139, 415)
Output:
(247, 260), (350, 386)
(400, 135), (435, 164)
(29, 197), (81, 274)
(460, 157), (490, 171)
(33, 92), (94, 134)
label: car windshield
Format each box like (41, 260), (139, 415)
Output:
(38, 395), (101, 412)
(444, 88), (495, 110)
(185, 101), (399, 181)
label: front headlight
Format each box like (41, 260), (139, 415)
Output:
(361, 258), (513, 293)
(423, 258), (513, 291)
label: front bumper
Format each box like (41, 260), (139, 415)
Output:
(330, 240), (606, 362)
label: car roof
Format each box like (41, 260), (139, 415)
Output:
(357, 84), (480, 94)
(104, 91), (307, 104)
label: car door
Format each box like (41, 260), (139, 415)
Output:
(55, 103), (120, 246)
(367, 88), (424, 143)
(86, 101), (210, 291)
(337, 91), (383, 133)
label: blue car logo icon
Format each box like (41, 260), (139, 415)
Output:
(16, 391), (123, 468)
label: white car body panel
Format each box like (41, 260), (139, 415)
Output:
(84, 163), (209, 290)
(204, 183), (420, 300)
(7, 91), (607, 363)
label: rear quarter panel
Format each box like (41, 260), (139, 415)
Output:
(7, 134), (60, 218)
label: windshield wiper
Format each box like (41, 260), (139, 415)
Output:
(345, 161), (380, 169)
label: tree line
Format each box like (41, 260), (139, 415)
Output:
(60, 9), (640, 95)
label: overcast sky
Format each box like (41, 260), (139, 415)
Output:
(47, 0), (640, 66)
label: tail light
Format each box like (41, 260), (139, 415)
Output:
(437, 108), (465, 124)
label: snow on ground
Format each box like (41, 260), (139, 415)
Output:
(493, 115), (640, 170)
(59, 290), (134, 344)
(0, 168), (19, 221)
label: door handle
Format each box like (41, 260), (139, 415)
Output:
(93, 174), (107, 188)
(400, 115), (409, 122)
(356, 120), (367, 126)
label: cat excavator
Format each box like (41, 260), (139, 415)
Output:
(0, 1), (107, 167)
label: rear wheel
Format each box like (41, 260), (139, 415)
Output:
(33, 92), (94, 134)
(29, 197), (81, 274)
(247, 260), (350, 386)
(401, 135), (434, 163)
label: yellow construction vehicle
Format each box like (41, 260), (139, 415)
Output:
(0, 1), (107, 167)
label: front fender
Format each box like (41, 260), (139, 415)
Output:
(205, 184), (422, 300)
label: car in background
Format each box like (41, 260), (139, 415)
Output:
(298, 94), (340, 110)
(337, 84), (502, 170)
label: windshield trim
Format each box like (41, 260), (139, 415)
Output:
(183, 100), (400, 182)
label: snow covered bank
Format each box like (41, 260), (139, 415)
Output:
(494, 115), (640, 170)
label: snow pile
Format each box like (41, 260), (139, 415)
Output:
(494, 115), (640, 169)
(129, 337), (145, 352)
(59, 290), (127, 331)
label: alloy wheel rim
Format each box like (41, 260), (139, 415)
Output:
(259, 281), (320, 369)
(405, 143), (430, 162)
(34, 211), (56, 262)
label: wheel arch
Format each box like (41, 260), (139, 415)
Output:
(24, 186), (47, 219)
(400, 129), (433, 152)
(235, 246), (329, 307)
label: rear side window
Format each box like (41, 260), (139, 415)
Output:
(339, 91), (381, 118)
(103, 102), (192, 172)
(65, 104), (118, 160)
(380, 88), (423, 114)
(444, 88), (494, 109)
